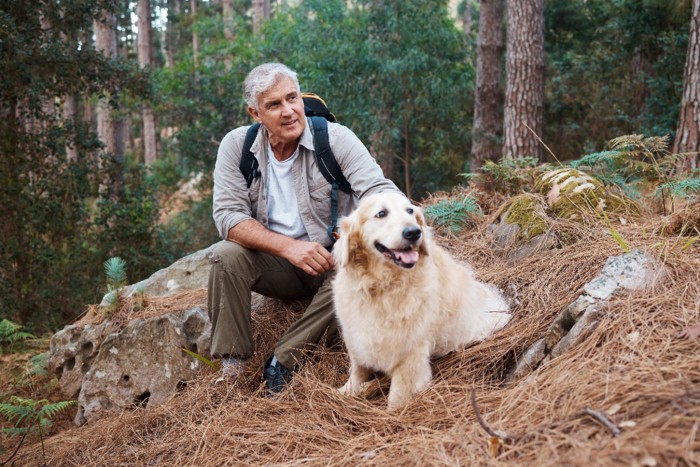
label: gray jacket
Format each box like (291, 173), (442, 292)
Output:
(213, 118), (402, 247)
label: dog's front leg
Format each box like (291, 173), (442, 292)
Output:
(338, 359), (372, 396)
(387, 351), (432, 410)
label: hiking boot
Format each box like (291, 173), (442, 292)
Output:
(263, 355), (292, 394)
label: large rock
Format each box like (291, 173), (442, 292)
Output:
(100, 243), (217, 306)
(507, 250), (666, 382)
(74, 307), (211, 426)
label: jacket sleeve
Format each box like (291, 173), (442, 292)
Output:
(328, 123), (402, 199)
(212, 126), (255, 240)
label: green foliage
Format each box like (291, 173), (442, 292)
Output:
(655, 177), (700, 200)
(0, 320), (36, 353)
(0, 396), (76, 462)
(103, 256), (127, 312)
(26, 352), (50, 378)
(470, 157), (547, 195)
(568, 134), (683, 195)
(424, 196), (482, 234)
(544, 0), (689, 160)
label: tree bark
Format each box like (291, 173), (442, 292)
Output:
(253, 0), (271, 33)
(471, 0), (504, 171)
(503, 0), (545, 161)
(222, 0), (234, 70)
(93, 9), (124, 196)
(191, 0), (199, 71)
(137, 0), (158, 167)
(673, 0), (700, 170)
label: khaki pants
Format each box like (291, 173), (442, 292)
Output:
(207, 240), (338, 371)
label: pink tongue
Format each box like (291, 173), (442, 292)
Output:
(393, 250), (419, 264)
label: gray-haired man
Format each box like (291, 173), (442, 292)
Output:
(208, 63), (401, 393)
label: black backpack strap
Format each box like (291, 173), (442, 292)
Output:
(308, 116), (352, 244)
(309, 116), (352, 194)
(240, 123), (261, 188)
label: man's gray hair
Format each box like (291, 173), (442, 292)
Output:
(244, 63), (300, 111)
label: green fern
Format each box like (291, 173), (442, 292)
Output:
(26, 352), (50, 377)
(655, 178), (700, 200)
(0, 396), (76, 463)
(424, 196), (482, 234)
(466, 157), (545, 195)
(0, 319), (36, 352)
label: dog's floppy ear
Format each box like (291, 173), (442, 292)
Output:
(333, 214), (354, 267)
(415, 206), (431, 257)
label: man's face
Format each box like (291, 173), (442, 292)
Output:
(248, 76), (306, 146)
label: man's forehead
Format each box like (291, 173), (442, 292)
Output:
(260, 77), (298, 102)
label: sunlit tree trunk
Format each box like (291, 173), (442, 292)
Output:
(191, 0), (199, 71)
(471, 0), (504, 171)
(222, 0), (234, 70)
(673, 0), (700, 170)
(253, 0), (270, 33)
(503, 0), (544, 161)
(138, 0), (157, 167)
(94, 9), (124, 195)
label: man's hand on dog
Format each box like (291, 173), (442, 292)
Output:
(286, 240), (335, 276)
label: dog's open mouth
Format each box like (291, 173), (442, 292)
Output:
(375, 242), (419, 269)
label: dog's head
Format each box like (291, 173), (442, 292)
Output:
(334, 192), (431, 270)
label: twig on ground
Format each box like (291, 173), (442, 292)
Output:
(470, 388), (512, 443)
(578, 407), (621, 437)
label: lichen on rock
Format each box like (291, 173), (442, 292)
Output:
(535, 168), (640, 221)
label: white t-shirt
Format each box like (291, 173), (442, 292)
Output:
(266, 143), (309, 240)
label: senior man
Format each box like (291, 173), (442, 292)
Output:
(208, 62), (401, 393)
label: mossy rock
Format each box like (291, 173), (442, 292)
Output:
(500, 193), (551, 242)
(489, 194), (556, 261)
(535, 168), (640, 221)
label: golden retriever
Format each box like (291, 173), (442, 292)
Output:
(332, 192), (511, 409)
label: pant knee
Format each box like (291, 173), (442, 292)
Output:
(211, 240), (253, 273)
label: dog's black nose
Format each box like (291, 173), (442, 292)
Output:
(402, 226), (422, 242)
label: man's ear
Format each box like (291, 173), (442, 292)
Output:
(247, 106), (261, 123)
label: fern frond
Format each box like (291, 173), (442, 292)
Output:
(424, 197), (482, 234)
(569, 150), (622, 169)
(655, 178), (700, 199)
(37, 400), (77, 420)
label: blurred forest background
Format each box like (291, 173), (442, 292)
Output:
(0, 0), (697, 333)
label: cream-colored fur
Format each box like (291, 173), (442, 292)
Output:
(332, 192), (511, 409)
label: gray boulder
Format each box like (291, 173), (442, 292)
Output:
(74, 307), (211, 426)
(507, 250), (667, 382)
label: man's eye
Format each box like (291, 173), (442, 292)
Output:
(375, 210), (387, 218)
(289, 95), (298, 101)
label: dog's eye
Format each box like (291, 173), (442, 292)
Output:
(375, 210), (387, 218)
(407, 207), (414, 214)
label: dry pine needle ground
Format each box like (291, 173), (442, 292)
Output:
(16, 214), (700, 466)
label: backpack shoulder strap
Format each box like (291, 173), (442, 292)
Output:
(240, 123), (261, 188)
(309, 116), (352, 194)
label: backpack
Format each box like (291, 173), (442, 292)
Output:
(239, 93), (351, 243)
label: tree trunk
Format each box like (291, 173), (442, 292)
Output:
(503, 0), (545, 161)
(471, 0), (504, 171)
(93, 10), (124, 196)
(222, 0), (234, 70)
(137, 0), (158, 167)
(253, 0), (271, 33)
(63, 94), (78, 162)
(164, 0), (181, 68)
(673, 0), (700, 170)
(191, 0), (199, 71)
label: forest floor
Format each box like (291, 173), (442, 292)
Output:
(3, 187), (700, 466)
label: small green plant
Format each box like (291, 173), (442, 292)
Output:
(26, 352), (50, 378)
(424, 196), (482, 234)
(0, 319), (36, 353)
(103, 256), (128, 315)
(0, 396), (76, 463)
(465, 157), (547, 195)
